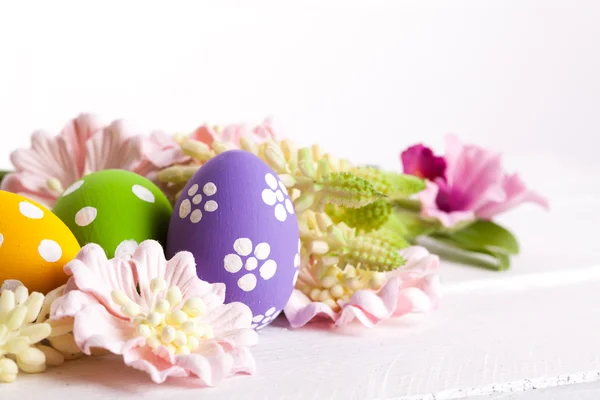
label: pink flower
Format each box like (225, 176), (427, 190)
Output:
(139, 118), (277, 174)
(50, 240), (258, 385)
(402, 135), (549, 228)
(283, 246), (440, 328)
(401, 144), (446, 181)
(1, 114), (148, 207)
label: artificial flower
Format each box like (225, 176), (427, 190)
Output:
(0, 283), (51, 382)
(51, 240), (258, 385)
(401, 144), (446, 181)
(284, 246), (440, 328)
(402, 135), (548, 228)
(1, 114), (148, 207)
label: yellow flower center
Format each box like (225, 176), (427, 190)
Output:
(111, 278), (212, 356)
(297, 264), (386, 311)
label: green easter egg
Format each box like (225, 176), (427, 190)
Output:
(52, 169), (173, 258)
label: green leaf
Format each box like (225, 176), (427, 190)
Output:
(384, 209), (439, 240)
(421, 236), (511, 271)
(440, 220), (519, 256)
(385, 173), (426, 198)
(0, 171), (9, 185)
(339, 231), (406, 272)
(326, 199), (392, 233)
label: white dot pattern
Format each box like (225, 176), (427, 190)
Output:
(293, 270), (299, 285)
(192, 194), (202, 204)
(0, 233), (3, 248)
(245, 257), (258, 271)
(203, 182), (217, 196)
(238, 274), (257, 292)
(254, 243), (270, 260)
(224, 238), (279, 291)
(115, 240), (138, 260)
(265, 307), (276, 317)
(224, 254), (243, 273)
(19, 202), (44, 219)
(190, 209), (203, 223)
(262, 173), (294, 223)
(204, 200), (218, 212)
(234, 238), (253, 256)
(179, 199), (191, 218)
(188, 184), (199, 196)
(132, 184), (155, 203)
(260, 260), (277, 280)
(38, 239), (62, 262)
(75, 206), (97, 227)
(62, 180), (84, 197)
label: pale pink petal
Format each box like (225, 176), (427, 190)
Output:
(476, 173), (550, 219)
(122, 341), (189, 384)
(65, 244), (140, 317)
(60, 114), (105, 174)
(72, 303), (136, 355)
(84, 120), (143, 173)
(283, 290), (339, 328)
(0, 280), (24, 292)
(201, 302), (257, 348)
(130, 241), (225, 310)
(227, 346), (257, 375)
(0, 173), (57, 206)
(51, 289), (98, 319)
(139, 131), (189, 169)
(252, 117), (277, 140)
(175, 341), (237, 387)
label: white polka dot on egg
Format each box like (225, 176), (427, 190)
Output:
(259, 260), (277, 280)
(265, 307), (276, 317)
(132, 184), (155, 203)
(224, 254), (243, 273)
(233, 238), (253, 256)
(192, 194), (203, 205)
(265, 173), (278, 190)
(262, 189), (276, 206)
(188, 184), (199, 196)
(285, 199), (295, 214)
(245, 257), (258, 271)
(252, 315), (264, 323)
(275, 190), (284, 202)
(204, 200), (218, 212)
(274, 204), (287, 222)
(254, 242), (270, 260)
(179, 199), (191, 219)
(293, 270), (299, 285)
(19, 201), (44, 219)
(190, 209), (203, 223)
(278, 181), (288, 195)
(75, 206), (97, 227)
(238, 273), (257, 291)
(203, 182), (217, 196)
(38, 239), (62, 262)
(0, 233), (3, 247)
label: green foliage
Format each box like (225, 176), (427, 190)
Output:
(337, 230), (406, 272)
(318, 172), (385, 210)
(384, 172), (426, 198)
(326, 199), (392, 233)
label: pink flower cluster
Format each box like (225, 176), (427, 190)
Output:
(2, 114), (276, 207)
(401, 135), (549, 228)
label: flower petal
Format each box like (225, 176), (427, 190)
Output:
(201, 303), (257, 349)
(84, 120), (143, 173)
(476, 173), (550, 219)
(65, 243), (140, 317)
(175, 341), (239, 387)
(283, 290), (339, 328)
(72, 303), (136, 355)
(122, 341), (189, 384)
(60, 114), (105, 174)
(419, 181), (475, 228)
(401, 144), (447, 181)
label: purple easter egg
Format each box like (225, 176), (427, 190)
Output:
(166, 150), (300, 330)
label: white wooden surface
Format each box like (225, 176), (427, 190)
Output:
(2, 186), (599, 399)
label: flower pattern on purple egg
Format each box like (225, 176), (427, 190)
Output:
(251, 307), (282, 330)
(223, 238), (278, 292)
(178, 181), (219, 223)
(261, 173), (294, 222)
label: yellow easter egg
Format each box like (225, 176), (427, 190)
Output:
(0, 190), (81, 294)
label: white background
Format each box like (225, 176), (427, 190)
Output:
(0, 1), (598, 175)
(2, 2), (600, 399)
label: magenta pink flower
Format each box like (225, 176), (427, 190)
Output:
(50, 240), (258, 385)
(402, 135), (549, 228)
(284, 246), (440, 328)
(1, 114), (148, 207)
(401, 144), (446, 181)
